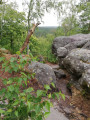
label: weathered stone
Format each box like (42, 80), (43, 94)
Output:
(60, 49), (90, 87)
(28, 62), (56, 86)
(57, 47), (68, 58)
(79, 69), (90, 87)
(52, 34), (90, 89)
(54, 69), (66, 79)
(52, 34), (90, 56)
(52, 36), (75, 55)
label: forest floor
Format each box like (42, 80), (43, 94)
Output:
(0, 59), (90, 120)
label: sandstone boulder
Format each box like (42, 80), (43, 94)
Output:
(52, 34), (90, 89)
(28, 62), (56, 86)
(59, 48), (90, 87)
(52, 34), (90, 56)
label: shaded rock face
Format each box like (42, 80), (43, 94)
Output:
(54, 69), (66, 79)
(62, 49), (90, 87)
(28, 62), (56, 86)
(79, 69), (90, 87)
(52, 34), (90, 89)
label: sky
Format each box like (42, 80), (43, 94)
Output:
(7, 0), (80, 27)
(8, 0), (58, 26)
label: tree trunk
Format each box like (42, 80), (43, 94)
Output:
(27, 43), (29, 55)
(20, 23), (40, 53)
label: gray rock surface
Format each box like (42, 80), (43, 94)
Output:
(57, 47), (68, 58)
(79, 69), (90, 87)
(46, 103), (69, 120)
(28, 62), (56, 86)
(52, 34), (90, 89)
(46, 107), (69, 120)
(52, 34), (90, 56)
(59, 49), (90, 87)
(54, 69), (66, 79)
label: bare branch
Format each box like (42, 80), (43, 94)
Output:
(20, 22), (41, 53)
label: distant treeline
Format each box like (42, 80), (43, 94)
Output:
(34, 26), (58, 37)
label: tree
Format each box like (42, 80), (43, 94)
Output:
(22, 0), (63, 54)
(61, 15), (80, 36)
(54, 0), (81, 36)
(0, 0), (2, 4)
(78, 0), (90, 33)
(20, 23), (40, 53)
(0, 3), (26, 53)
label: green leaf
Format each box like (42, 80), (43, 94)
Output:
(18, 78), (23, 84)
(8, 85), (14, 92)
(59, 91), (65, 101)
(27, 101), (32, 110)
(7, 109), (12, 113)
(36, 115), (42, 120)
(37, 90), (43, 97)
(20, 92), (26, 96)
(48, 93), (51, 98)
(35, 104), (41, 114)
(0, 109), (5, 114)
(13, 67), (18, 72)
(51, 82), (55, 88)
(0, 57), (5, 62)
(25, 87), (34, 93)
(8, 69), (13, 73)
(0, 88), (6, 95)
(21, 72), (27, 77)
(31, 111), (36, 118)
(16, 51), (20, 55)
(7, 80), (13, 84)
(31, 74), (35, 79)
(61, 94), (65, 101)
(45, 102), (50, 111)
(44, 85), (51, 91)
(15, 111), (18, 117)
(54, 92), (60, 99)
(10, 57), (16, 62)
(3, 78), (7, 85)
(44, 112), (50, 118)
(52, 93), (55, 99)
(13, 101), (19, 106)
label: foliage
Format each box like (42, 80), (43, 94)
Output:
(54, 16), (81, 37)
(22, 0), (63, 55)
(34, 27), (57, 37)
(77, 0), (90, 33)
(29, 35), (57, 63)
(0, 3), (26, 53)
(54, 0), (81, 36)
(0, 55), (65, 120)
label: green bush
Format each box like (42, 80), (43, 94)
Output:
(0, 55), (65, 120)
(29, 35), (57, 63)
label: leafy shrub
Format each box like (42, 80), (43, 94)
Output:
(0, 55), (65, 120)
(29, 35), (57, 63)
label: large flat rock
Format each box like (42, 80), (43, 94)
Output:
(52, 34), (90, 57)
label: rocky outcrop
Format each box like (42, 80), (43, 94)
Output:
(62, 49), (90, 87)
(52, 34), (90, 56)
(28, 62), (56, 86)
(52, 34), (90, 89)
